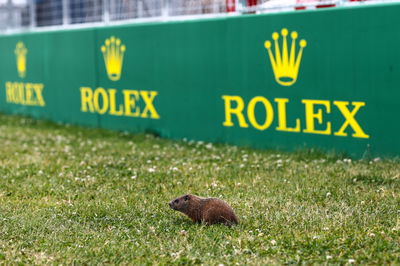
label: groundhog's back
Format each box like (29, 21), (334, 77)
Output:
(201, 198), (238, 225)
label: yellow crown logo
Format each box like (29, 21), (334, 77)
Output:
(264, 28), (307, 86)
(101, 36), (126, 81)
(15, 41), (27, 78)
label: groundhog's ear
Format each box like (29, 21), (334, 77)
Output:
(184, 195), (190, 201)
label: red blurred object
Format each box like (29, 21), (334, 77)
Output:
(295, 0), (336, 10)
(226, 0), (236, 12)
(316, 4), (336, 8)
(295, 0), (314, 10)
(247, 0), (258, 6)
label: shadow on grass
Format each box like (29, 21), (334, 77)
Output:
(349, 174), (400, 188)
(170, 216), (240, 229)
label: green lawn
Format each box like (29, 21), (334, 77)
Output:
(0, 113), (399, 264)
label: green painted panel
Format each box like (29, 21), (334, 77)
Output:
(0, 3), (399, 157)
(46, 29), (99, 126)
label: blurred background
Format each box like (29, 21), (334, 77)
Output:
(0, 0), (397, 32)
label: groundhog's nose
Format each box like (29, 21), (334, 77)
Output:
(168, 201), (173, 208)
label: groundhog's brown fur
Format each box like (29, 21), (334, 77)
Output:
(169, 194), (238, 225)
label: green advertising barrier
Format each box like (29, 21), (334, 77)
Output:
(1, 3), (399, 158)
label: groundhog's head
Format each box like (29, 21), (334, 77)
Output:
(169, 194), (191, 212)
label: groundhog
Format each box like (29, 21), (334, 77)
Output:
(169, 194), (238, 225)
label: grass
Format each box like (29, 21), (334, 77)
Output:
(0, 113), (399, 265)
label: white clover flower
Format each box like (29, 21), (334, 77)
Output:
(326, 255), (332, 259)
(270, 240), (277, 245)
(348, 259), (355, 263)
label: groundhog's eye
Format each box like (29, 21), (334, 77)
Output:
(184, 195), (189, 201)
